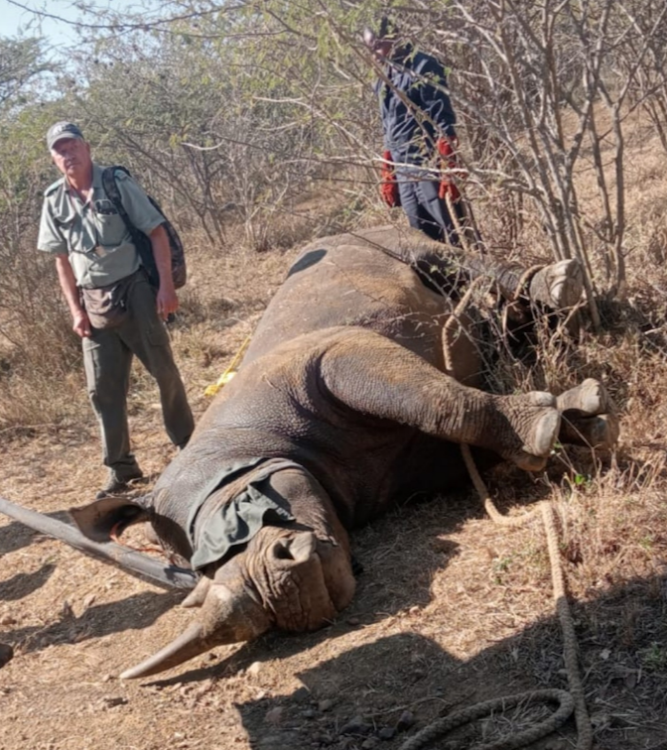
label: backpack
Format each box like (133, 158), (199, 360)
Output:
(101, 166), (186, 289)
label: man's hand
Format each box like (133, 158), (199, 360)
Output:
(380, 150), (401, 208)
(149, 224), (179, 320)
(73, 310), (92, 338)
(437, 137), (463, 203)
(54, 254), (92, 337)
(156, 284), (179, 320)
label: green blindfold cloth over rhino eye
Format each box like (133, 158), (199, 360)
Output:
(186, 457), (299, 570)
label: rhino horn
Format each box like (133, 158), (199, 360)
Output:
(119, 621), (209, 680)
(120, 575), (272, 680)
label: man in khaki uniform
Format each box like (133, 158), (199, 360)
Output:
(38, 121), (194, 498)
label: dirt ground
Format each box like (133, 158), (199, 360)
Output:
(4, 170), (667, 748)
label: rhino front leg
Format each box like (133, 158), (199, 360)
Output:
(557, 379), (619, 449)
(321, 328), (560, 471)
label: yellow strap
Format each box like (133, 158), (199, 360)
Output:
(204, 333), (252, 397)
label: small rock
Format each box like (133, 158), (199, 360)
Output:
(378, 726), (396, 740)
(340, 716), (373, 736)
(347, 617), (360, 626)
(82, 594), (96, 610)
(397, 710), (415, 731)
(247, 661), (262, 678)
(318, 698), (334, 712)
(0, 643), (14, 669)
(0, 615), (17, 626)
(292, 686), (311, 704)
(362, 739), (379, 749)
(302, 709), (317, 719)
(265, 707), (284, 725)
(100, 696), (128, 709)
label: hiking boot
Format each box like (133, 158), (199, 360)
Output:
(529, 259), (584, 310)
(95, 471), (144, 500)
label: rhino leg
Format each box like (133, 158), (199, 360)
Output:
(321, 327), (560, 472)
(557, 379), (619, 449)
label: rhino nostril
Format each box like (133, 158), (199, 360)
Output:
(272, 539), (295, 561)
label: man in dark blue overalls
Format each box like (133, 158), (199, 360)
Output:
(365, 19), (466, 244)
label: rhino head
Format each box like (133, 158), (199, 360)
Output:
(69, 465), (356, 679)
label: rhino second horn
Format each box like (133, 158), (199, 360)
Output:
(181, 576), (211, 608)
(120, 581), (271, 679)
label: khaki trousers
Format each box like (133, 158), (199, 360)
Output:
(82, 272), (194, 480)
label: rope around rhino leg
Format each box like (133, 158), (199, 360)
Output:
(406, 292), (593, 750)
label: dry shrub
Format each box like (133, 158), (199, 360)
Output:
(0, 253), (86, 433)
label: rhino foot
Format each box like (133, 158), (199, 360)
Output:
(557, 378), (612, 416)
(559, 413), (620, 450)
(529, 259), (584, 310)
(557, 379), (619, 449)
(496, 391), (560, 472)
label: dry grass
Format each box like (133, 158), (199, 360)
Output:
(2, 140), (667, 750)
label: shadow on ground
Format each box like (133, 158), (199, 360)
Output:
(1, 590), (182, 655)
(233, 572), (667, 750)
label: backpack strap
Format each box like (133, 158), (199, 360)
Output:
(101, 166), (134, 229)
(102, 165), (160, 287)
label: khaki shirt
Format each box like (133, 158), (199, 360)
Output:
(37, 164), (164, 288)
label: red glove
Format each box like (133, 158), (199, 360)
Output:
(437, 137), (462, 203)
(380, 149), (401, 208)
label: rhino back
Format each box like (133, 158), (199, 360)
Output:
(243, 229), (453, 367)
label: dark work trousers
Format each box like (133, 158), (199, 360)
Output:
(82, 273), (194, 480)
(397, 173), (460, 245)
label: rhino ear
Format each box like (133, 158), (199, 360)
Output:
(69, 495), (152, 542)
